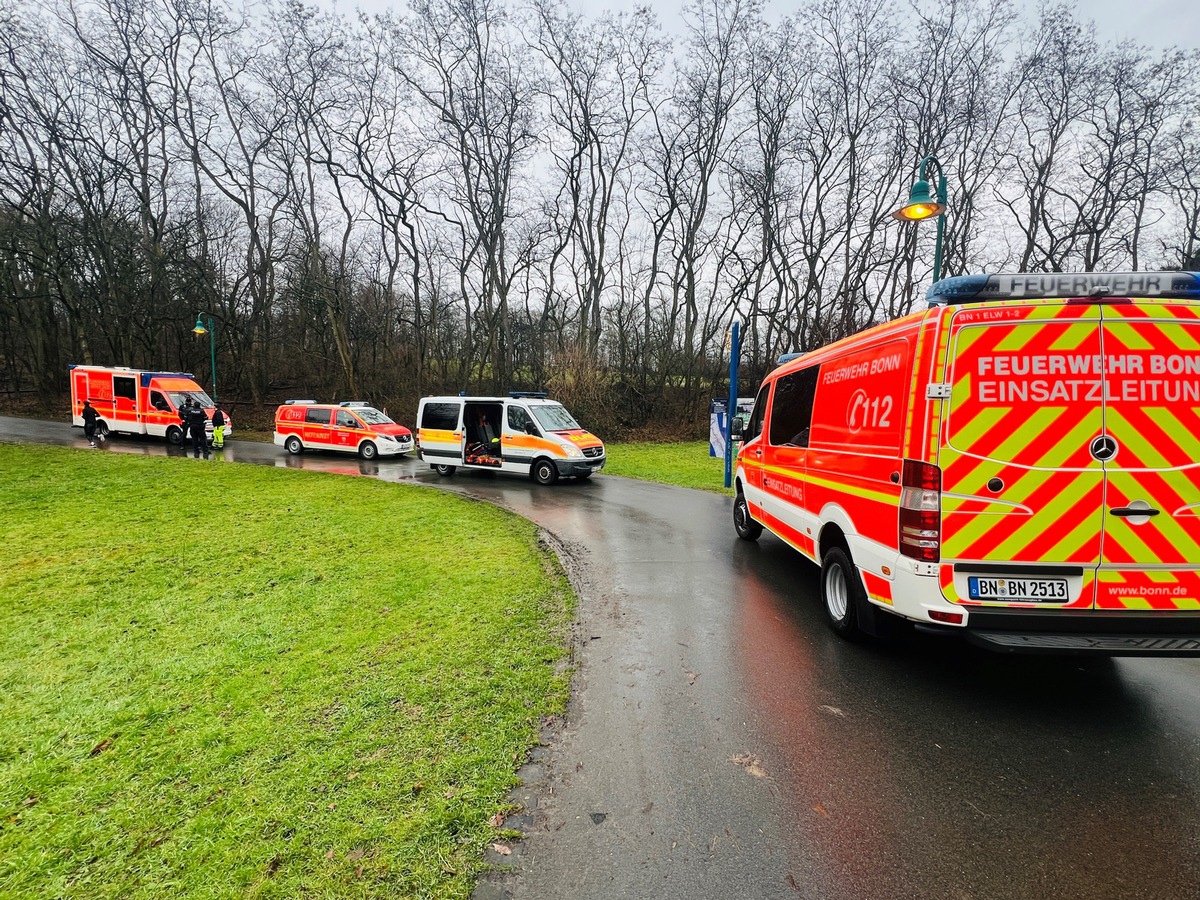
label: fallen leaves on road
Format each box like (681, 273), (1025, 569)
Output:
(491, 843), (512, 856)
(488, 812), (505, 828)
(819, 705), (845, 717)
(730, 753), (768, 778)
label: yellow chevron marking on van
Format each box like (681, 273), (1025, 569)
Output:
(1047, 320), (1100, 350)
(1107, 409), (1172, 469)
(989, 477), (1100, 560)
(760, 465), (896, 506)
(1107, 473), (1200, 558)
(942, 466), (1061, 553)
(1126, 319), (1200, 351)
(1141, 409), (1200, 460)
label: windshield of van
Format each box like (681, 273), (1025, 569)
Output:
(168, 390), (214, 409)
(531, 404), (581, 432)
(353, 407), (395, 426)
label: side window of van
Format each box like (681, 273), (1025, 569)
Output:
(150, 391), (170, 412)
(114, 376), (137, 402)
(769, 366), (820, 447)
(422, 402), (460, 430)
(305, 408), (332, 425)
(508, 405), (533, 433)
(336, 411), (358, 428)
(744, 384), (770, 441)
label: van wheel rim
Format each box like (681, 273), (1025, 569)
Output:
(825, 564), (848, 621)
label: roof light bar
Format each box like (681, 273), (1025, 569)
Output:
(927, 271), (1200, 305)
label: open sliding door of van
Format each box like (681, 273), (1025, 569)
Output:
(1097, 304), (1200, 611)
(938, 303), (1105, 610)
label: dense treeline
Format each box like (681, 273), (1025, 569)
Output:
(2, 0), (1198, 433)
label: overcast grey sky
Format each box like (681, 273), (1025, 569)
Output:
(1024, 0), (1199, 48)
(336, 0), (1199, 52)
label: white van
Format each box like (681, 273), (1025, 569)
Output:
(417, 393), (605, 484)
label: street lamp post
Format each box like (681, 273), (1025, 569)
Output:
(892, 154), (949, 283)
(192, 314), (216, 404)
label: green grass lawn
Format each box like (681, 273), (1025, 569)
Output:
(0, 444), (573, 900)
(604, 441), (734, 494)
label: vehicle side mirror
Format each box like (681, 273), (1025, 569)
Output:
(730, 416), (745, 439)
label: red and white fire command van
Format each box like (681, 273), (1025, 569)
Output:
(70, 365), (230, 445)
(274, 401), (414, 460)
(732, 271), (1200, 655)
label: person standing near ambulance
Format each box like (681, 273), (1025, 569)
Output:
(179, 397), (192, 444)
(211, 407), (226, 449)
(81, 400), (99, 447)
(187, 401), (209, 459)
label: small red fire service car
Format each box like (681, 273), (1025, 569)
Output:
(274, 401), (414, 460)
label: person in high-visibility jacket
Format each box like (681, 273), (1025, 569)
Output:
(212, 408), (226, 449)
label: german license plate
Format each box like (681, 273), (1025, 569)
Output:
(967, 576), (1069, 602)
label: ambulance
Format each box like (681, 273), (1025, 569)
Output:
(273, 401), (414, 459)
(417, 392), (605, 484)
(70, 365), (230, 445)
(731, 271), (1200, 655)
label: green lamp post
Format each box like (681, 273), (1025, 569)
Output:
(892, 154), (948, 283)
(192, 313), (217, 404)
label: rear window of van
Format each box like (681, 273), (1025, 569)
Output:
(421, 403), (459, 430)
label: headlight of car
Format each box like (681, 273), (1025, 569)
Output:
(379, 434), (396, 442)
(564, 444), (584, 458)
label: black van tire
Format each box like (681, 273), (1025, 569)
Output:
(434, 464), (456, 476)
(820, 545), (867, 639)
(285, 435), (303, 455)
(166, 425), (183, 446)
(734, 492), (763, 541)
(533, 458), (559, 485)
(97, 421), (110, 439)
(359, 440), (378, 460)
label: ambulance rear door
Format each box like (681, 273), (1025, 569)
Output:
(71, 368), (89, 423)
(418, 400), (463, 465)
(938, 303), (1105, 609)
(1096, 303), (1200, 610)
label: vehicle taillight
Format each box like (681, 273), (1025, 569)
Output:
(899, 459), (941, 562)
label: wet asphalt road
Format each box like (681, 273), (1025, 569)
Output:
(4, 417), (1200, 899)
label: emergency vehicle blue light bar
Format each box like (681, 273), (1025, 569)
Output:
(776, 352), (802, 365)
(928, 271), (1200, 305)
(508, 391), (548, 399)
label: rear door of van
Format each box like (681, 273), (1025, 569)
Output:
(938, 302), (1105, 609)
(1096, 302), (1200, 610)
(418, 400), (463, 465)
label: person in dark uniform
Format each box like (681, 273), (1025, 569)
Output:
(81, 400), (99, 447)
(187, 402), (209, 458)
(179, 397), (192, 444)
